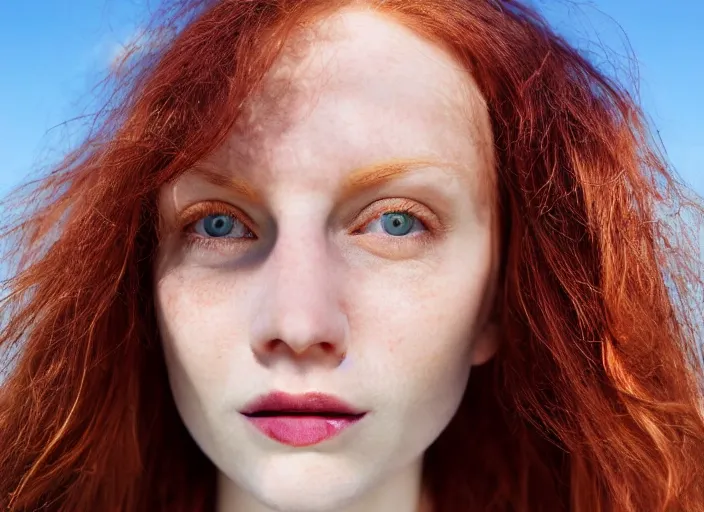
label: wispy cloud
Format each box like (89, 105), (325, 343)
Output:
(107, 28), (147, 70)
(90, 26), (157, 74)
(98, 25), (176, 74)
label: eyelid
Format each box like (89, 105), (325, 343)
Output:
(176, 200), (257, 236)
(350, 198), (445, 235)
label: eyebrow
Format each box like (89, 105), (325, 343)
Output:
(189, 164), (264, 204)
(188, 157), (449, 203)
(339, 158), (443, 200)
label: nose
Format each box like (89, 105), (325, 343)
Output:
(249, 228), (349, 367)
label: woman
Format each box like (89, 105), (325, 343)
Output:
(1, 0), (702, 510)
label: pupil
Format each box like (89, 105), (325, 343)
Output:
(383, 213), (413, 236)
(204, 215), (234, 237)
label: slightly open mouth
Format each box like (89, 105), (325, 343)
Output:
(245, 411), (363, 418)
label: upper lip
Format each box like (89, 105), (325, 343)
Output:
(240, 391), (366, 416)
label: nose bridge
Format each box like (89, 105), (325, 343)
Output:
(250, 217), (348, 361)
(274, 227), (335, 314)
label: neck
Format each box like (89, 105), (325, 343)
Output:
(216, 458), (432, 512)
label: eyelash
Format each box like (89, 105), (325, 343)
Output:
(176, 198), (441, 253)
(177, 201), (257, 252)
(349, 198), (439, 249)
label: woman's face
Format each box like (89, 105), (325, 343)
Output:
(154, 9), (497, 512)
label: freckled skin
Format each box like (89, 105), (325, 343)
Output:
(154, 8), (498, 512)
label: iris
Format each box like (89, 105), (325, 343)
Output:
(381, 212), (415, 236)
(203, 215), (235, 237)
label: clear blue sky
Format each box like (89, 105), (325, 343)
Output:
(0, 1), (702, 197)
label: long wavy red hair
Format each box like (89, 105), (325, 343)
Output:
(1, 0), (703, 510)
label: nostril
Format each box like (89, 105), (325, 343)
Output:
(320, 341), (338, 353)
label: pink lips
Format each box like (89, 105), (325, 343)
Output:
(240, 391), (366, 447)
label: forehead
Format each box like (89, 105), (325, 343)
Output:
(198, 8), (493, 192)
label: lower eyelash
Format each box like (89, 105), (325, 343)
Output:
(180, 231), (253, 253)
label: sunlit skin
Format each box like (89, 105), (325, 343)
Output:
(154, 8), (498, 512)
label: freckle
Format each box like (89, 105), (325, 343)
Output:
(387, 336), (401, 354)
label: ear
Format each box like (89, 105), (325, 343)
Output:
(469, 271), (502, 366)
(469, 320), (500, 366)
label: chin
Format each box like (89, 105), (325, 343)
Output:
(229, 455), (369, 512)
(251, 476), (362, 512)
(255, 491), (358, 512)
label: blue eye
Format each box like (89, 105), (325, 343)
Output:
(362, 211), (425, 237)
(194, 214), (251, 238)
(381, 212), (416, 236)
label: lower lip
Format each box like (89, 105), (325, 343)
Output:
(244, 414), (365, 447)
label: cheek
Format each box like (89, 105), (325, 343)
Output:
(340, 265), (483, 460)
(153, 269), (244, 400)
(350, 260), (487, 410)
